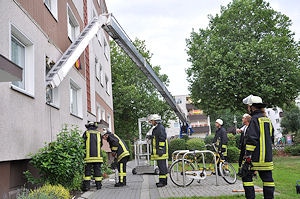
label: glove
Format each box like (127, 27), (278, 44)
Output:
(157, 148), (164, 156)
(146, 135), (153, 139)
(110, 161), (117, 169)
(243, 155), (252, 164)
(112, 152), (117, 157)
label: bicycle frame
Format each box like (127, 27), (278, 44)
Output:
(170, 149), (219, 187)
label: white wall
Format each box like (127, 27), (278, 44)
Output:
(0, 1), (88, 161)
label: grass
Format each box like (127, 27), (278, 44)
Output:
(166, 155), (300, 199)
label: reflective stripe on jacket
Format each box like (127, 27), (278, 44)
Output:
(107, 133), (130, 162)
(150, 123), (168, 160)
(245, 110), (274, 170)
(83, 130), (103, 163)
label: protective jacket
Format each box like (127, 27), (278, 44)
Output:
(83, 130), (103, 163)
(245, 110), (274, 170)
(213, 126), (228, 154)
(150, 123), (168, 160)
(105, 133), (130, 162)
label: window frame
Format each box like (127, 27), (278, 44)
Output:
(10, 24), (34, 97)
(67, 5), (80, 42)
(70, 79), (83, 117)
(44, 0), (58, 20)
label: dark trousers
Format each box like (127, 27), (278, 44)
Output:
(242, 170), (275, 199)
(157, 159), (168, 184)
(84, 162), (102, 182)
(117, 156), (129, 183)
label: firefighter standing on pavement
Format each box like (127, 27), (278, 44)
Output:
(148, 114), (168, 187)
(242, 95), (275, 199)
(101, 127), (130, 187)
(82, 121), (108, 191)
(213, 119), (228, 161)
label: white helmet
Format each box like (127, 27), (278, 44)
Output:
(148, 114), (161, 121)
(215, 119), (223, 126)
(242, 94), (266, 107)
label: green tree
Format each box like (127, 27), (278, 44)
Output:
(110, 39), (175, 142)
(280, 106), (300, 134)
(186, 0), (300, 115)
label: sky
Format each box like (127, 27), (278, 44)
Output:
(105, 0), (300, 96)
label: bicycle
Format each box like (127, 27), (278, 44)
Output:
(169, 143), (237, 187)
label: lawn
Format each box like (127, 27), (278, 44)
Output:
(166, 155), (300, 199)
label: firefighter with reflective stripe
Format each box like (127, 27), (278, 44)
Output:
(148, 114), (168, 187)
(213, 119), (228, 161)
(82, 121), (106, 191)
(242, 95), (275, 199)
(101, 129), (130, 187)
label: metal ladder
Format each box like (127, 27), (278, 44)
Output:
(45, 16), (100, 88)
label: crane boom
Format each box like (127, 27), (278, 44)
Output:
(45, 13), (187, 124)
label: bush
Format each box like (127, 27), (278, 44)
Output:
(125, 139), (133, 160)
(235, 134), (241, 148)
(186, 138), (205, 151)
(227, 146), (240, 163)
(17, 184), (70, 199)
(204, 134), (215, 145)
(290, 144), (300, 156)
(227, 133), (237, 147)
(25, 125), (85, 191)
(169, 138), (186, 158)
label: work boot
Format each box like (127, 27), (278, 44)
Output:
(95, 181), (102, 190)
(81, 180), (90, 191)
(114, 182), (125, 187)
(156, 178), (166, 187)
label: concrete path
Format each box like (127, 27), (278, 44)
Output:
(75, 161), (262, 199)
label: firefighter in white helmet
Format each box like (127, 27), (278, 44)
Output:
(241, 95), (275, 199)
(213, 119), (228, 161)
(148, 114), (168, 187)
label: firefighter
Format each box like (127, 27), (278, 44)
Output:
(148, 114), (168, 187)
(101, 129), (130, 187)
(213, 119), (228, 161)
(82, 121), (107, 191)
(242, 95), (275, 199)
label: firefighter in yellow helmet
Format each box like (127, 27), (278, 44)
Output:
(101, 126), (130, 187)
(241, 95), (275, 199)
(82, 120), (108, 191)
(148, 114), (168, 187)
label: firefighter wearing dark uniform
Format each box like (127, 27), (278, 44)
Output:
(213, 119), (228, 161)
(148, 114), (168, 187)
(82, 121), (105, 191)
(101, 130), (130, 187)
(242, 95), (275, 199)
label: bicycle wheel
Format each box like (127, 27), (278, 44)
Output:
(218, 161), (237, 184)
(169, 159), (195, 187)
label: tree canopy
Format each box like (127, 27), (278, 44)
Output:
(186, 0), (300, 115)
(110, 39), (175, 142)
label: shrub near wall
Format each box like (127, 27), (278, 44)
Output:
(26, 125), (85, 191)
(169, 138), (186, 159)
(186, 138), (205, 151)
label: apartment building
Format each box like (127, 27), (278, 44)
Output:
(0, 0), (113, 197)
(167, 95), (210, 138)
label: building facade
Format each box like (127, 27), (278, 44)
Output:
(0, 0), (113, 197)
(167, 95), (210, 138)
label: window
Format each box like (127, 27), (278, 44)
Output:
(103, 38), (109, 60)
(100, 64), (104, 86)
(70, 80), (82, 117)
(95, 57), (100, 80)
(11, 37), (25, 89)
(44, 0), (58, 20)
(67, 5), (80, 42)
(105, 75), (110, 95)
(10, 25), (34, 96)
